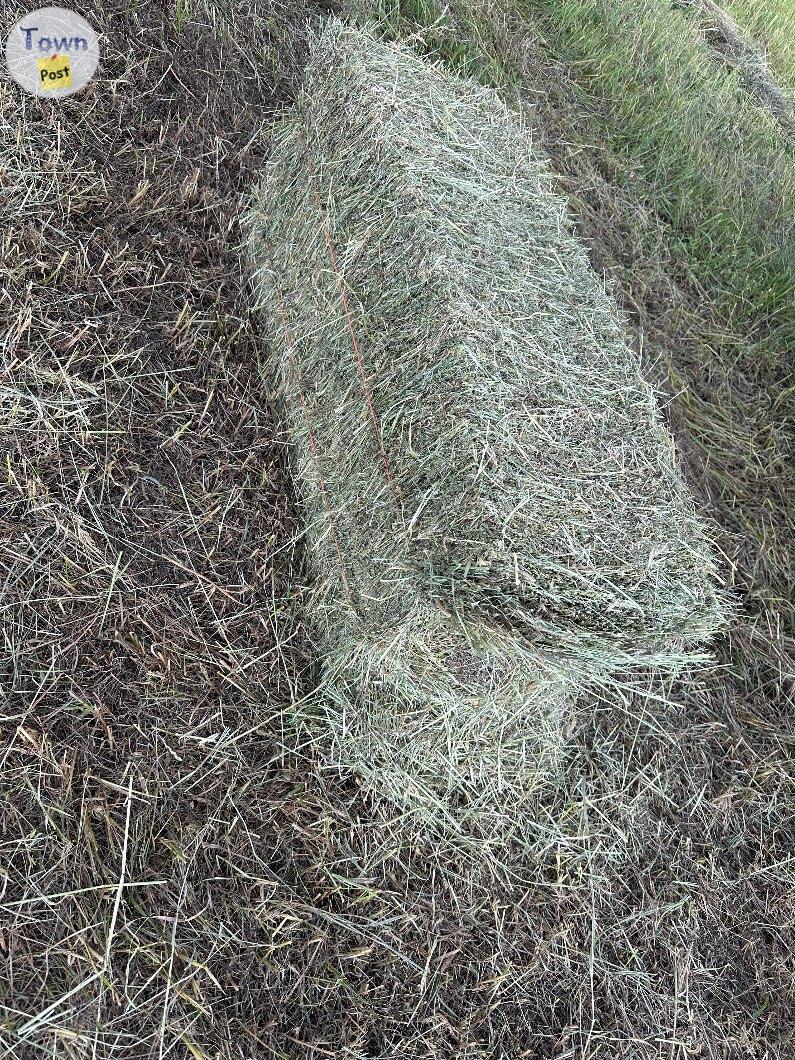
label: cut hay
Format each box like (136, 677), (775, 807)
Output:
(247, 19), (728, 822)
(686, 0), (795, 129)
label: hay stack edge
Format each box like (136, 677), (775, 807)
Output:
(247, 20), (727, 827)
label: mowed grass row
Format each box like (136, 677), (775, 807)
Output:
(727, 0), (795, 89)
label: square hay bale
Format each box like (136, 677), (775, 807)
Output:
(310, 599), (576, 831)
(246, 20), (730, 827)
(248, 19), (726, 680)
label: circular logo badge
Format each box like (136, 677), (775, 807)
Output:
(5, 7), (99, 98)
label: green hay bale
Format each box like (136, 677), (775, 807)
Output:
(248, 19), (726, 678)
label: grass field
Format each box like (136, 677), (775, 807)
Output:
(1, 0), (793, 1057)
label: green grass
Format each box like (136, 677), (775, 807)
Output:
(726, 0), (795, 89)
(516, 0), (795, 356)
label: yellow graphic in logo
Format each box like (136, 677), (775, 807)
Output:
(37, 53), (73, 91)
